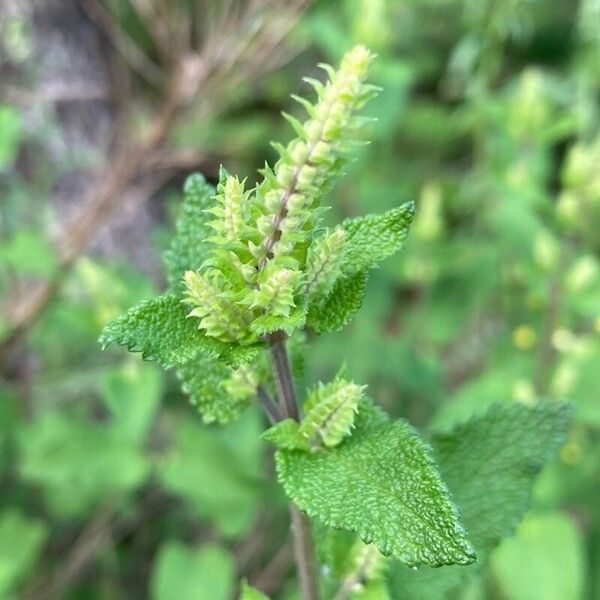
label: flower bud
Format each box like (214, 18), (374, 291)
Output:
(276, 164), (295, 189)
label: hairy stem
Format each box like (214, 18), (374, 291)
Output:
(267, 332), (319, 600)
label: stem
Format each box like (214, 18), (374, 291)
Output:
(267, 332), (319, 600)
(257, 384), (282, 424)
(290, 505), (320, 600)
(267, 331), (300, 421)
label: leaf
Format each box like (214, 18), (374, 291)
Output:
(305, 205), (414, 334)
(158, 410), (264, 537)
(176, 354), (250, 424)
(0, 105), (22, 167)
(101, 362), (162, 443)
(490, 512), (584, 600)
(341, 203), (415, 277)
(387, 402), (572, 598)
(307, 270), (368, 333)
(250, 304), (307, 337)
(276, 403), (475, 568)
(433, 402), (571, 549)
(262, 418), (309, 450)
(0, 230), (58, 277)
(0, 510), (48, 598)
(239, 580), (270, 600)
(151, 542), (234, 600)
(163, 173), (216, 292)
(99, 294), (231, 369)
(19, 411), (149, 518)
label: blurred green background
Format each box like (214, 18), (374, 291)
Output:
(0, 0), (599, 598)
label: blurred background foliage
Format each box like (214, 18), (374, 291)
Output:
(0, 0), (599, 598)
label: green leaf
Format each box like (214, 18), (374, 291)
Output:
(101, 362), (162, 443)
(490, 512), (584, 600)
(99, 294), (232, 369)
(19, 411), (149, 518)
(387, 402), (572, 598)
(341, 203), (415, 276)
(433, 402), (571, 549)
(151, 542), (234, 600)
(0, 230), (58, 277)
(0, 105), (22, 167)
(240, 580), (270, 600)
(163, 173), (216, 292)
(176, 354), (250, 424)
(158, 410), (264, 537)
(0, 509), (48, 598)
(250, 304), (307, 337)
(262, 418), (309, 450)
(276, 403), (475, 568)
(299, 377), (364, 448)
(306, 205), (414, 334)
(307, 270), (368, 333)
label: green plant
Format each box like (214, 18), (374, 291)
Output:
(100, 46), (571, 600)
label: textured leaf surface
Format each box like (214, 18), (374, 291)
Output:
(177, 355), (250, 424)
(307, 270), (368, 333)
(163, 173), (215, 292)
(276, 405), (475, 568)
(262, 418), (308, 450)
(250, 304), (307, 337)
(388, 402), (571, 598)
(306, 205), (413, 334)
(341, 203), (415, 276)
(433, 402), (571, 548)
(99, 294), (244, 369)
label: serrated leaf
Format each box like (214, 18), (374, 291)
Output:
(250, 304), (307, 337)
(341, 203), (415, 277)
(307, 270), (368, 333)
(276, 403), (475, 568)
(306, 205), (413, 334)
(387, 402), (572, 599)
(163, 173), (215, 292)
(262, 418), (309, 450)
(433, 402), (571, 549)
(99, 294), (250, 369)
(177, 355), (250, 424)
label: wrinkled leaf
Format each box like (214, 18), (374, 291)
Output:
(388, 402), (572, 598)
(164, 173), (215, 292)
(276, 403), (474, 567)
